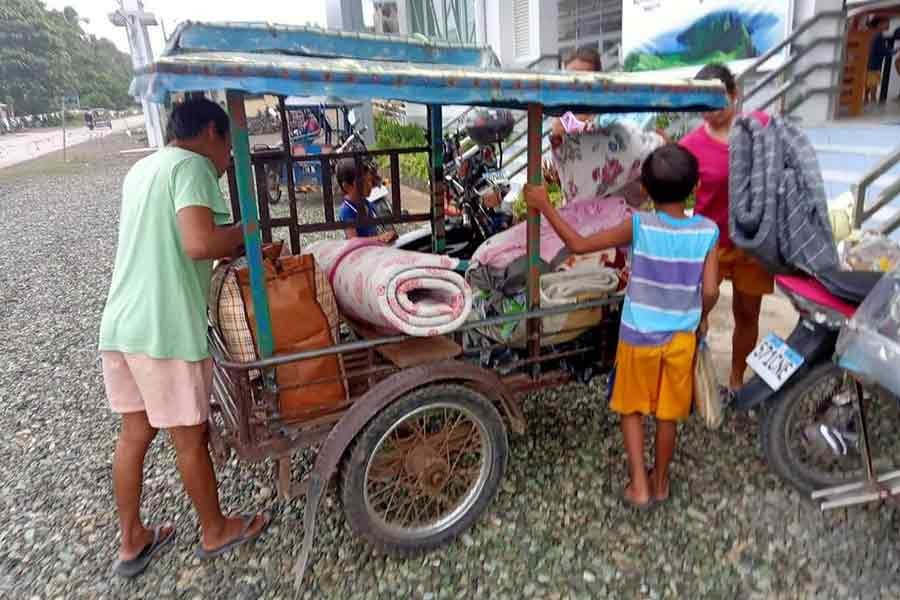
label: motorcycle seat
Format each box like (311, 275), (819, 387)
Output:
(775, 274), (858, 318)
(816, 269), (883, 305)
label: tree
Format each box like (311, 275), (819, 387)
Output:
(0, 0), (135, 114)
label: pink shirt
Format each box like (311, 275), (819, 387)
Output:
(679, 112), (769, 248)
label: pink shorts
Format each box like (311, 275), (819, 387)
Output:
(102, 351), (212, 428)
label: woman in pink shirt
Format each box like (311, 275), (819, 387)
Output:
(680, 63), (773, 397)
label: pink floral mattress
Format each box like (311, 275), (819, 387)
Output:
(470, 195), (632, 270)
(308, 239), (472, 337)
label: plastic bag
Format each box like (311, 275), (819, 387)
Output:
(693, 338), (723, 429)
(836, 266), (900, 397)
(838, 230), (900, 272)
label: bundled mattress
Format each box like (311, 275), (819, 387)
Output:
(308, 239), (472, 337)
(470, 195), (632, 272)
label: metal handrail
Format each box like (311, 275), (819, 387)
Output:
(853, 146), (900, 231)
(737, 10), (845, 114)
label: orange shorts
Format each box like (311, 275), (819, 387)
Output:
(609, 332), (696, 422)
(718, 246), (774, 296)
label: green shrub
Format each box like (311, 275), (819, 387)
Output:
(373, 115), (430, 185)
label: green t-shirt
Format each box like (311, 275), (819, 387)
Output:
(99, 147), (231, 361)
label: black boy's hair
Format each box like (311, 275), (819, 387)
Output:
(562, 45), (602, 71)
(336, 158), (370, 191)
(695, 62), (737, 95)
(641, 144), (699, 205)
(167, 98), (230, 141)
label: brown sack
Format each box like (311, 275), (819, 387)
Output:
(236, 253), (347, 422)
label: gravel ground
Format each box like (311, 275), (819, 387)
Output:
(2, 135), (900, 599)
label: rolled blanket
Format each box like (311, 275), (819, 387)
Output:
(308, 239), (472, 337)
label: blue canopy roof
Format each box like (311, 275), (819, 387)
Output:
(132, 51), (727, 115)
(165, 21), (500, 68)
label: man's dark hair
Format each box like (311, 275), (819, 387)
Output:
(695, 62), (737, 95)
(641, 144), (699, 205)
(167, 98), (230, 141)
(562, 45), (602, 71)
(336, 158), (370, 191)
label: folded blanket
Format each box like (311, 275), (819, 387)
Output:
(308, 239), (472, 337)
(470, 195), (632, 272)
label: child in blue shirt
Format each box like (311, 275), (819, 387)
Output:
(336, 158), (397, 243)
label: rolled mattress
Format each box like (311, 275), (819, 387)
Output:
(308, 239), (472, 337)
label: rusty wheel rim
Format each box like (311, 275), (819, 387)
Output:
(363, 402), (491, 539)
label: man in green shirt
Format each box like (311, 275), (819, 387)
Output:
(100, 98), (269, 577)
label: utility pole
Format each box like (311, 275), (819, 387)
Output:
(61, 97), (66, 162)
(109, 0), (165, 148)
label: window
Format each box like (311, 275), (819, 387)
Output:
(513, 0), (531, 58)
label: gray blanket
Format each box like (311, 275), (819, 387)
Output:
(729, 115), (839, 275)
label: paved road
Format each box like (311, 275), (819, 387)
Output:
(0, 117), (137, 169)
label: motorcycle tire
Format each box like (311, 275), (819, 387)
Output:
(761, 362), (870, 497)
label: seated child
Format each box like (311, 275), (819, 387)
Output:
(526, 144), (720, 508)
(336, 158), (397, 244)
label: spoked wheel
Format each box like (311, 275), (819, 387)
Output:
(761, 362), (898, 496)
(340, 384), (507, 556)
(265, 164), (282, 204)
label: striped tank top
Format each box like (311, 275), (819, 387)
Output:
(621, 211), (719, 347)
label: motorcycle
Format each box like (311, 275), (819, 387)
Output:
(393, 109), (515, 259)
(339, 109), (514, 259)
(733, 268), (897, 496)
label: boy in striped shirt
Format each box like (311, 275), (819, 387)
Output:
(526, 144), (720, 508)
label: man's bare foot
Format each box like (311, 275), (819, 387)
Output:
(119, 523), (175, 561)
(200, 512), (269, 553)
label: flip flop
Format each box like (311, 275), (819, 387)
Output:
(112, 524), (176, 578)
(195, 513), (271, 560)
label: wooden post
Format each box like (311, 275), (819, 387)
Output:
(526, 104), (543, 368)
(227, 90), (275, 358)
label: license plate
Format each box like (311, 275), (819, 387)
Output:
(747, 333), (805, 391)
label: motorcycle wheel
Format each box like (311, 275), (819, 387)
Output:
(761, 362), (898, 497)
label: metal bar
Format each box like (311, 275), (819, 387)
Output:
(390, 153), (401, 217)
(864, 179), (900, 221)
(253, 163), (274, 244)
(812, 468), (900, 499)
(878, 207), (900, 237)
(259, 212), (432, 234)
(211, 296), (623, 370)
(226, 90), (274, 358)
(526, 104), (543, 371)
(429, 105), (446, 253)
(321, 157), (335, 224)
(832, 14), (851, 121)
(250, 146), (431, 164)
(781, 86), (843, 116)
(278, 96), (301, 253)
(853, 146), (900, 227)
(855, 381), (877, 483)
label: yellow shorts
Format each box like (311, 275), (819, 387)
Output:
(718, 246), (774, 296)
(609, 332), (696, 422)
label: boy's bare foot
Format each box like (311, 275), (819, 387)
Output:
(623, 478), (653, 508)
(648, 469), (670, 503)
